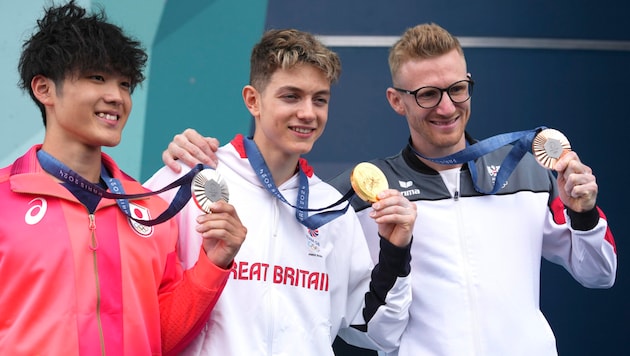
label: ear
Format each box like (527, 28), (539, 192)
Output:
(386, 87), (407, 116)
(242, 85), (260, 118)
(31, 75), (55, 106)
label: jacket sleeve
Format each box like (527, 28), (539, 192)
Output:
(336, 212), (412, 353)
(144, 164), (232, 354)
(542, 186), (617, 288)
(158, 247), (231, 355)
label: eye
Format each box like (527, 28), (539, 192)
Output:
(313, 96), (329, 106)
(448, 82), (470, 101)
(89, 75), (105, 82)
(416, 87), (439, 100)
(449, 82), (468, 95)
(281, 93), (299, 101)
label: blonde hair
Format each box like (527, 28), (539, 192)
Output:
(388, 23), (464, 78)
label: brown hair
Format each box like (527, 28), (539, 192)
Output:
(249, 29), (341, 91)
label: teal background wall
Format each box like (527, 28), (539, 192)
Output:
(0, 0), (265, 181)
(140, 0), (265, 180)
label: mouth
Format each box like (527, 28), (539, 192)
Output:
(430, 117), (458, 126)
(97, 112), (119, 122)
(290, 126), (315, 134)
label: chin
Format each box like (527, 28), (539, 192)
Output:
(296, 143), (315, 155)
(102, 138), (122, 147)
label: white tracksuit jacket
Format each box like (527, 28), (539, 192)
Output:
(145, 134), (412, 356)
(329, 136), (617, 356)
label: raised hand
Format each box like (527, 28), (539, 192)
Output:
(163, 128), (220, 173)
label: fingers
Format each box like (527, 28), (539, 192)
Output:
(195, 201), (246, 240)
(162, 145), (182, 173)
(195, 201), (247, 268)
(183, 128), (220, 167)
(555, 151), (598, 211)
(561, 170), (597, 207)
(162, 129), (220, 170)
(369, 189), (417, 247)
(370, 189), (416, 217)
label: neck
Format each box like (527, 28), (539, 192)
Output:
(263, 151), (299, 186)
(250, 140), (300, 186)
(41, 141), (103, 183)
(410, 137), (466, 172)
(418, 156), (462, 172)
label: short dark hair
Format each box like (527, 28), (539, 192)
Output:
(18, 0), (148, 124)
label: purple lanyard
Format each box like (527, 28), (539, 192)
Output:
(410, 127), (544, 194)
(37, 149), (204, 226)
(243, 137), (353, 230)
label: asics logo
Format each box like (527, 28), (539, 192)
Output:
(25, 197), (47, 225)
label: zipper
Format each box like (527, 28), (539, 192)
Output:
(267, 199), (279, 355)
(453, 177), (482, 355)
(454, 169), (461, 201)
(89, 213), (98, 250)
(88, 213), (106, 355)
(453, 172), (482, 353)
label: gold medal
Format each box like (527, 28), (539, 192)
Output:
(532, 128), (571, 170)
(350, 162), (388, 203)
(191, 169), (229, 213)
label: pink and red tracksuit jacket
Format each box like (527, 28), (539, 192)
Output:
(0, 145), (231, 355)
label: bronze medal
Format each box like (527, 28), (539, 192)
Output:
(532, 128), (571, 170)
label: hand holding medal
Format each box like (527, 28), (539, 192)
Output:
(532, 129), (597, 212)
(350, 162), (415, 248)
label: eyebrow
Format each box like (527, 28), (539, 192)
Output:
(277, 85), (331, 96)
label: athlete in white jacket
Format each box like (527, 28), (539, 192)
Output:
(146, 29), (416, 355)
(327, 23), (616, 356)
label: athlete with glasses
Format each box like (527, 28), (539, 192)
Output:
(330, 23), (616, 356)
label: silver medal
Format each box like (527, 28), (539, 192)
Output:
(191, 169), (229, 213)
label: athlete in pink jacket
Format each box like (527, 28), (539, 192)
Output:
(0, 1), (246, 354)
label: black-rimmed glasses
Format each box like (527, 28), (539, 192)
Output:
(393, 78), (474, 109)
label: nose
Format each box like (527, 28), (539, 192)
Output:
(434, 91), (456, 115)
(103, 82), (126, 105)
(297, 100), (317, 121)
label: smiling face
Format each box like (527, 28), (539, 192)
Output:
(36, 71), (132, 155)
(246, 63), (330, 166)
(386, 49), (471, 158)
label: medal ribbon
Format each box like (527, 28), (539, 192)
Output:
(410, 126), (545, 194)
(243, 137), (353, 230)
(37, 149), (205, 226)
